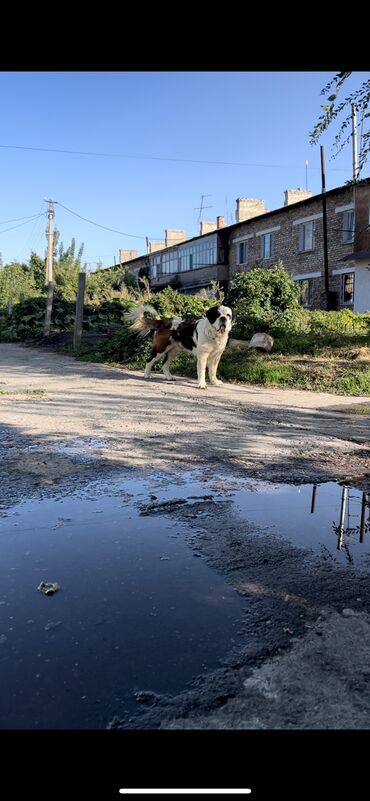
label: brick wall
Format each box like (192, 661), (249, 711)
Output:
(229, 185), (359, 309)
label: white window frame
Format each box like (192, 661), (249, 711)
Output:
(341, 272), (355, 305)
(261, 232), (274, 259)
(342, 210), (355, 244)
(298, 220), (315, 252)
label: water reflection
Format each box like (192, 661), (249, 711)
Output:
(310, 484), (370, 562)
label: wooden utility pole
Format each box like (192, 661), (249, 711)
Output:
(43, 199), (57, 336)
(73, 271), (86, 352)
(320, 146), (330, 310)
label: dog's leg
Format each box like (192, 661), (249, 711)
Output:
(162, 346), (180, 381)
(144, 348), (163, 379)
(197, 351), (208, 389)
(208, 353), (223, 386)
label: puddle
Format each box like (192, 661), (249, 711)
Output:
(232, 480), (370, 567)
(0, 477), (245, 730)
(1, 467), (370, 729)
(143, 473), (370, 568)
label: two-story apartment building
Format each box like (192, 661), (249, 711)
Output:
(114, 178), (370, 311)
(228, 181), (370, 311)
(114, 219), (230, 295)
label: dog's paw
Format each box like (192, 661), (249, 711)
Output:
(164, 375), (176, 382)
(144, 374), (152, 380)
(197, 382), (207, 389)
(210, 379), (223, 386)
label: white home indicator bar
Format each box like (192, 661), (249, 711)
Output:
(119, 791), (251, 795)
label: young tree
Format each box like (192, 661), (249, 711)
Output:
(29, 251), (46, 292)
(53, 236), (86, 300)
(310, 72), (370, 176)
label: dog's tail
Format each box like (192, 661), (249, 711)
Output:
(124, 304), (160, 338)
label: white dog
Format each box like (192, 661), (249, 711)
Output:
(126, 304), (233, 389)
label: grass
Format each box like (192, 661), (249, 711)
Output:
(20, 327), (370, 398)
(161, 349), (370, 396)
(0, 388), (45, 398)
(342, 405), (370, 415)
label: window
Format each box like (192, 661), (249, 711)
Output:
(341, 272), (354, 304)
(297, 278), (313, 307)
(342, 210), (355, 243)
(237, 240), (248, 264)
(298, 221), (314, 252)
(150, 254), (161, 278)
(261, 232), (274, 259)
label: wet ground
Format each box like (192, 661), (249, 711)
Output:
(1, 343), (370, 732)
(1, 455), (370, 729)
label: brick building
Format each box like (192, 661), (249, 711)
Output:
(228, 181), (370, 311)
(115, 178), (370, 311)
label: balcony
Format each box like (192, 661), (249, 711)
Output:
(150, 263), (229, 291)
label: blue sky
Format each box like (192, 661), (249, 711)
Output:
(0, 71), (369, 269)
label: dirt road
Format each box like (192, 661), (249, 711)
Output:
(1, 342), (370, 732)
(1, 342), (370, 487)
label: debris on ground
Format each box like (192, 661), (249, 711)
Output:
(37, 581), (60, 596)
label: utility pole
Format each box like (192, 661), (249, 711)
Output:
(44, 199), (56, 285)
(320, 146), (330, 310)
(43, 199), (57, 336)
(352, 103), (359, 181)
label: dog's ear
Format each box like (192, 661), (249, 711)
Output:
(206, 306), (220, 325)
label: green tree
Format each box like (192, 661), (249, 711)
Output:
(53, 235), (86, 301)
(0, 261), (37, 307)
(29, 251), (46, 292)
(310, 72), (370, 175)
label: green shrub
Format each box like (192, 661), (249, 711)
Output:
(149, 286), (216, 319)
(227, 262), (306, 339)
(78, 325), (152, 368)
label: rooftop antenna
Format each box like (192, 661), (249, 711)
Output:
(194, 194), (212, 224)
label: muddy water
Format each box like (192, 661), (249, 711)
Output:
(1, 466), (369, 730)
(0, 477), (245, 729)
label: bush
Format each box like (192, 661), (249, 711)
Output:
(149, 286), (216, 319)
(0, 296), (76, 341)
(227, 262), (306, 339)
(78, 325), (152, 368)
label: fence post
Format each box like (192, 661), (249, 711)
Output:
(7, 297), (13, 317)
(43, 281), (54, 336)
(73, 271), (86, 351)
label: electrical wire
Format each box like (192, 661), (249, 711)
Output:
(0, 142), (350, 172)
(57, 201), (147, 240)
(0, 214), (45, 236)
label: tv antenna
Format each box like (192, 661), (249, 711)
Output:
(194, 194), (212, 223)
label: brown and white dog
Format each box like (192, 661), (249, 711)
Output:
(126, 304), (233, 389)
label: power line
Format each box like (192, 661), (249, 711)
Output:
(0, 142), (351, 172)
(57, 201), (148, 240)
(0, 214), (45, 236)
(0, 212), (44, 225)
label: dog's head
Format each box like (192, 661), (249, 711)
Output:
(205, 305), (234, 335)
